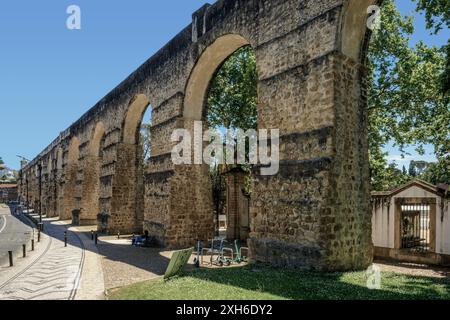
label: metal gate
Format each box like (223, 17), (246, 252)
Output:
(400, 204), (431, 252)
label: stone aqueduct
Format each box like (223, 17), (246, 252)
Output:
(19, 0), (379, 270)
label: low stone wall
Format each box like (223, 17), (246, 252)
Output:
(374, 246), (450, 267)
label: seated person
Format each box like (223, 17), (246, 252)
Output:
(132, 230), (152, 246)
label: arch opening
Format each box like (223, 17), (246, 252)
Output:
(108, 94), (152, 235)
(340, 0), (379, 62)
(179, 34), (258, 247)
(62, 136), (80, 221)
(184, 34), (251, 121)
(80, 122), (105, 226)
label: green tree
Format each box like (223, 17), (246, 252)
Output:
(421, 159), (450, 184)
(192, 1), (449, 193)
(368, 0), (449, 189)
(414, 0), (450, 33)
(413, 0), (450, 94)
(139, 122), (152, 164)
(409, 161), (417, 177)
(206, 46), (258, 214)
(207, 45), (258, 132)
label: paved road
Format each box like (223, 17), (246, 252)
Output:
(0, 205), (34, 265)
(0, 217), (85, 300)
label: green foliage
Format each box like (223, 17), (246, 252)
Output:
(413, 0), (450, 114)
(441, 40), (450, 95)
(206, 45), (258, 205)
(409, 160), (430, 177)
(198, 1), (450, 193)
(210, 164), (227, 215)
(414, 0), (450, 33)
(420, 159), (450, 184)
(371, 153), (411, 191)
(368, 0), (449, 190)
(139, 122), (152, 165)
(207, 45), (258, 131)
(0, 157), (6, 172)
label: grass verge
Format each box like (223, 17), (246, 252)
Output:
(108, 266), (450, 300)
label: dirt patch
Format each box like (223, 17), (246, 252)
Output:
(374, 259), (450, 278)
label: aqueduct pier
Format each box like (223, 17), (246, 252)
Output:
(19, 0), (379, 270)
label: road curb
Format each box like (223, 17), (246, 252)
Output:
(0, 212), (36, 268)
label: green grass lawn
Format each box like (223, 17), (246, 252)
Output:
(108, 266), (450, 300)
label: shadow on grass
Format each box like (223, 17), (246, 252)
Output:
(179, 265), (450, 300)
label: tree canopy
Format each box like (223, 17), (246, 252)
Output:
(367, 0), (449, 190)
(140, 1), (449, 192)
(207, 45), (258, 132)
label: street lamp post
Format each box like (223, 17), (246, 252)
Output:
(26, 176), (29, 212)
(38, 164), (42, 224)
(16, 155), (30, 212)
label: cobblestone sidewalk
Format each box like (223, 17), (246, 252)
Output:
(0, 219), (85, 300)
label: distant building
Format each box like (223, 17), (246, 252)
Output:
(0, 167), (17, 182)
(372, 179), (450, 266)
(0, 183), (18, 203)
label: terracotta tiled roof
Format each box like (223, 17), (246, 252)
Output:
(371, 179), (443, 198)
(0, 184), (17, 189)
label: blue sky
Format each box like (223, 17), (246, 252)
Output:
(0, 1), (448, 170)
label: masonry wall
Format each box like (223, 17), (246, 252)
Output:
(19, 0), (377, 270)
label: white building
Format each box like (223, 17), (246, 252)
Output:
(0, 167), (16, 181)
(372, 179), (450, 266)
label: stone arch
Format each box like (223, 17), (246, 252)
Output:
(47, 152), (58, 218)
(123, 94), (151, 144)
(47, 156), (52, 174)
(62, 136), (80, 220)
(339, 0), (380, 62)
(108, 94), (151, 234)
(163, 34), (256, 248)
(80, 122), (105, 226)
(34, 163), (41, 214)
(42, 156), (51, 217)
(56, 147), (64, 218)
(89, 122), (106, 156)
(68, 137), (80, 163)
(17, 0), (383, 270)
(56, 147), (63, 171)
(184, 34), (251, 121)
